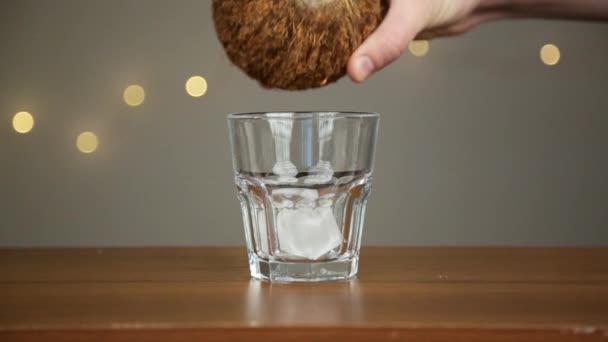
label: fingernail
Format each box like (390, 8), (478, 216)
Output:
(356, 55), (375, 82)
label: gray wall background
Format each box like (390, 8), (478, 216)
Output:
(1, 0), (607, 247)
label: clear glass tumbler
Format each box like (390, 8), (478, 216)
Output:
(228, 112), (379, 282)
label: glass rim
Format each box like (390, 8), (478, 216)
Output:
(227, 111), (379, 120)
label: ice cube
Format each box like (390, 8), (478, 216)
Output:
(272, 188), (319, 201)
(273, 188), (318, 209)
(265, 161), (298, 184)
(272, 161), (298, 178)
(271, 191), (296, 209)
(262, 175), (297, 185)
(277, 206), (343, 260)
(303, 161), (334, 184)
(317, 193), (335, 208)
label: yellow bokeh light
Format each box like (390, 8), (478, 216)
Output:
(77, 131), (99, 154)
(123, 84), (145, 107)
(13, 111), (34, 134)
(409, 40), (429, 57)
(186, 76), (208, 97)
(540, 44), (561, 66)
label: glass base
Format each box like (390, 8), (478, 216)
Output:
(249, 253), (359, 283)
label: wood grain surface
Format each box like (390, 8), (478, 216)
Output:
(1, 247), (607, 341)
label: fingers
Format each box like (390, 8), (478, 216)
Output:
(417, 10), (509, 40)
(348, 1), (431, 83)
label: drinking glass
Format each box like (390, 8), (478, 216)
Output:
(228, 112), (379, 282)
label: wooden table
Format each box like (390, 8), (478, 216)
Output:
(1, 247), (607, 341)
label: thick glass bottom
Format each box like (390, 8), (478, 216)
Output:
(249, 253), (359, 283)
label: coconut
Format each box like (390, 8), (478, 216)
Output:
(212, 0), (388, 90)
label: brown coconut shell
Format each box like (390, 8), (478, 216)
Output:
(212, 0), (388, 90)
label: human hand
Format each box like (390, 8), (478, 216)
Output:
(348, 0), (509, 82)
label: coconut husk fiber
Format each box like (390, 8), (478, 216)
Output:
(212, 0), (388, 90)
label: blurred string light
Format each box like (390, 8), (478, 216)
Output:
(409, 40), (429, 57)
(76, 131), (99, 154)
(540, 44), (561, 66)
(13, 111), (34, 133)
(123, 84), (145, 106)
(186, 76), (208, 97)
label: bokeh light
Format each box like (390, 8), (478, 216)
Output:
(13, 111), (34, 134)
(186, 76), (208, 97)
(409, 40), (429, 57)
(76, 132), (99, 154)
(540, 44), (561, 66)
(123, 84), (145, 106)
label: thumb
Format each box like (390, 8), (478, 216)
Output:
(348, 1), (430, 83)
